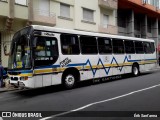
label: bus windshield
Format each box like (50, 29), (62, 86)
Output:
(8, 27), (32, 70)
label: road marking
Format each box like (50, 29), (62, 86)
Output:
(40, 84), (160, 120)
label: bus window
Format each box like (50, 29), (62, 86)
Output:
(112, 39), (124, 54)
(124, 40), (135, 54)
(144, 42), (152, 54)
(80, 36), (98, 54)
(60, 34), (80, 55)
(135, 41), (144, 54)
(33, 36), (58, 67)
(150, 42), (155, 53)
(98, 37), (112, 54)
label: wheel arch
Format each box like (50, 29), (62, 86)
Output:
(62, 67), (80, 82)
(132, 62), (140, 76)
(132, 62), (139, 69)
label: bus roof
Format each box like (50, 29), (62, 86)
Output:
(31, 25), (154, 42)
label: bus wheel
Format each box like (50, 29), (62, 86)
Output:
(132, 64), (139, 76)
(63, 73), (76, 89)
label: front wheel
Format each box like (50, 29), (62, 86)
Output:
(62, 73), (76, 89)
(132, 65), (139, 76)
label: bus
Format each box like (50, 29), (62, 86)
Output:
(8, 25), (157, 89)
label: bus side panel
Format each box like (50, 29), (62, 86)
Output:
(99, 55), (113, 77)
(112, 55), (125, 75)
(26, 78), (35, 88)
(52, 73), (62, 85)
(59, 55), (99, 81)
(144, 52), (156, 71)
(83, 55), (100, 80)
(59, 55), (88, 81)
(34, 75), (43, 88)
(137, 53), (145, 72)
(124, 54), (136, 74)
(43, 74), (52, 87)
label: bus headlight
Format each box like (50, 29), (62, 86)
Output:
(21, 76), (28, 81)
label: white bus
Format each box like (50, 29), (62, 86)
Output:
(8, 25), (157, 89)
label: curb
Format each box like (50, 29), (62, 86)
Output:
(0, 87), (19, 93)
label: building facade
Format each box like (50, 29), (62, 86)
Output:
(118, 0), (160, 50)
(0, 0), (117, 68)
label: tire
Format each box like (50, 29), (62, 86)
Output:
(62, 73), (76, 89)
(132, 64), (139, 76)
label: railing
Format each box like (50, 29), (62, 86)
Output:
(32, 9), (56, 26)
(99, 24), (118, 35)
(33, 9), (56, 17)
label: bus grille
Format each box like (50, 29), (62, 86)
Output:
(11, 77), (18, 81)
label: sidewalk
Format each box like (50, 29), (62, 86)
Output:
(0, 86), (18, 93)
(0, 81), (18, 93)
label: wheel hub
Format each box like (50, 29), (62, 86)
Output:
(65, 75), (75, 86)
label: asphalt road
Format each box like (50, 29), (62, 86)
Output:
(0, 70), (160, 120)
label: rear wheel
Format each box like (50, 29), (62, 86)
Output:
(62, 73), (76, 89)
(132, 64), (139, 76)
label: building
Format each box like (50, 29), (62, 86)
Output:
(0, 0), (117, 68)
(118, 0), (160, 50)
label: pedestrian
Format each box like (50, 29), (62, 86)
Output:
(0, 60), (4, 88)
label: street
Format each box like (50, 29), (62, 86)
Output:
(0, 70), (160, 120)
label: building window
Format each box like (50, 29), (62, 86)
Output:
(118, 11), (126, 28)
(15, 0), (27, 6)
(83, 8), (94, 22)
(102, 14), (109, 27)
(134, 15), (141, 31)
(0, 0), (7, 2)
(60, 3), (70, 18)
(38, 0), (50, 17)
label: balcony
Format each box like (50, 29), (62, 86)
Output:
(14, 5), (28, 19)
(0, 1), (9, 17)
(99, 24), (118, 35)
(98, 0), (117, 9)
(31, 9), (56, 26)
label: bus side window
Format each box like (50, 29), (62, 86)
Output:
(34, 36), (58, 67)
(60, 34), (80, 55)
(80, 36), (98, 54)
(150, 42), (155, 53)
(124, 40), (135, 54)
(98, 37), (112, 54)
(135, 41), (144, 54)
(112, 39), (124, 54)
(144, 42), (152, 54)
